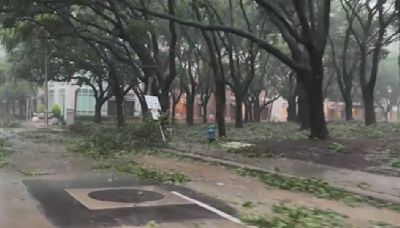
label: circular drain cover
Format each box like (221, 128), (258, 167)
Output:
(88, 189), (164, 203)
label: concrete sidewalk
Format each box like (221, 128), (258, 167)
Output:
(166, 144), (400, 204)
(0, 172), (52, 228)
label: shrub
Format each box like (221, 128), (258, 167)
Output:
(75, 116), (113, 122)
(51, 103), (62, 118)
(37, 104), (45, 113)
(68, 122), (97, 135)
(72, 120), (165, 159)
(117, 161), (190, 184)
(241, 203), (347, 228)
(0, 115), (20, 128)
(391, 159), (400, 168)
(134, 118), (164, 144)
(77, 131), (120, 159)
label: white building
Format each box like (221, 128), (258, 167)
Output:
(39, 80), (142, 119)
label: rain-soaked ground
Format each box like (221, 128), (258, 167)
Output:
(0, 126), (243, 228)
(1, 125), (400, 227)
(23, 176), (241, 227)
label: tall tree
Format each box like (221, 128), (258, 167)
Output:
(129, 0), (332, 138)
(194, 14), (226, 136)
(328, 4), (360, 121)
(375, 54), (400, 121)
(341, 0), (398, 125)
(203, 0), (260, 128)
(197, 58), (214, 124)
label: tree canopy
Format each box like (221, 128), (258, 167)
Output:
(0, 0), (398, 137)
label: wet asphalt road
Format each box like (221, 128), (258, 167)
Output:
(17, 175), (243, 228)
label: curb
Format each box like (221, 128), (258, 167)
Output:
(163, 148), (400, 205)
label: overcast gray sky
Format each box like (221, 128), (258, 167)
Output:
(387, 41), (399, 57)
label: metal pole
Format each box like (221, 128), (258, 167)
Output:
(26, 97), (29, 120)
(44, 48), (49, 125)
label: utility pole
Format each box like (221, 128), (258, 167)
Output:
(44, 48), (55, 125)
(44, 48), (49, 125)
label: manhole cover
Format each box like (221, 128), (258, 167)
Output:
(88, 189), (164, 203)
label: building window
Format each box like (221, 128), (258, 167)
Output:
(58, 88), (65, 117)
(48, 90), (55, 110)
(76, 88), (96, 116)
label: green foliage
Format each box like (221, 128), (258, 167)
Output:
(126, 20), (151, 39)
(241, 215), (272, 227)
(117, 161), (190, 184)
(74, 116), (113, 122)
(0, 138), (11, 168)
(257, 173), (359, 202)
(51, 103), (61, 118)
(18, 169), (49, 176)
(0, 160), (9, 168)
(146, 220), (159, 228)
(0, 138), (12, 157)
(391, 159), (400, 168)
(357, 182), (370, 190)
(0, 114), (20, 128)
(19, 131), (48, 140)
(234, 168), (400, 213)
(73, 131), (126, 159)
(158, 113), (170, 130)
(373, 221), (395, 228)
(241, 203), (347, 228)
(0, 58), (37, 113)
(134, 118), (165, 142)
(376, 55), (400, 107)
(71, 121), (165, 160)
(68, 122), (94, 135)
(328, 142), (346, 152)
(17, 130), (65, 144)
(91, 162), (112, 170)
(227, 145), (272, 158)
(37, 104), (45, 113)
(173, 122), (400, 146)
(328, 122), (400, 139)
(172, 122), (307, 144)
(242, 201), (255, 208)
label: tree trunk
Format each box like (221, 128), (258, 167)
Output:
(384, 108), (389, 122)
(12, 101), (15, 115)
(159, 91), (170, 114)
(202, 98), (209, 124)
(296, 79), (310, 130)
(363, 89), (376, 125)
(287, 72), (297, 122)
(344, 94), (354, 121)
(159, 0), (177, 114)
(307, 68), (328, 139)
(254, 96), (261, 122)
(249, 108), (254, 122)
(135, 95), (147, 119)
(397, 101), (400, 121)
(196, 19), (226, 136)
(248, 101), (254, 122)
(5, 101), (9, 115)
(234, 94), (244, 128)
(19, 99), (24, 118)
(246, 99), (254, 122)
(186, 93), (195, 126)
(94, 102), (102, 124)
(244, 101), (249, 123)
(171, 100), (177, 123)
(215, 83), (226, 137)
(287, 95), (297, 122)
(115, 93), (124, 127)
